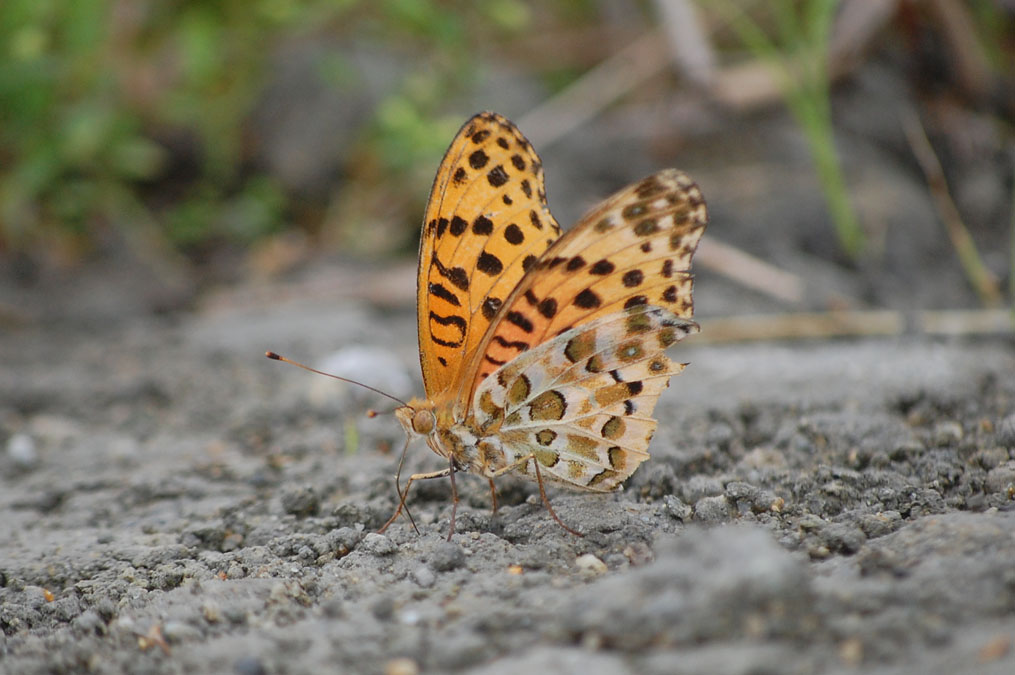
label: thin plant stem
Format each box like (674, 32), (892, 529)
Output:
(710, 0), (865, 259)
(1010, 147), (1015, 323)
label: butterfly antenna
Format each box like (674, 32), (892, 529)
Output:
(366, 407), (400, 418)
(265, 352), (408, 407)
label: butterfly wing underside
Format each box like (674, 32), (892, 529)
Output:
(417, 112), (561, 400)
(471, 307), (700, 490)
(462, 168), (707, 489)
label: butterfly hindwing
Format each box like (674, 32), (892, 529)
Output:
(471, 306), (699, 491)
(417, 112), (561, 400)
(465, 169), (706, 397)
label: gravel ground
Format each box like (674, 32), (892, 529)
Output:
(2, 284), (1014, 674)
(2, 57), (1014, 673)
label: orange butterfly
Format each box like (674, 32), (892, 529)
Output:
(380, 112), (707, 538)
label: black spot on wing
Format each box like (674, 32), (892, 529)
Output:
(488, 166), (509, 187)
(433, 256), (469, 291)
(493, 335), (530, 351)
(634, 219), (659, 236)
(537, 298), (558, 318)
(504, 224), (524, 244)
(482, 296), (502, 320)
(574, 288), (602, 309)
(477, 251), (504, 275)
(566, 256), (586, 271)
(472, 215), (494, 235)
(506, 311), (534, 333)
(469, 149), (489, 169)
(429, 311), (466, 347)
(622, 269), (644, 287)
(428, 282), (460, 307)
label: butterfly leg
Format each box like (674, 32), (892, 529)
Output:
(378, 467), (452, 535)
(489, 455), (582, 537)
(487, 478), (498, 515)
(446, 459), (459, 542)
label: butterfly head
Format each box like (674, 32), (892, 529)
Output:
(395, 399), (437, 438)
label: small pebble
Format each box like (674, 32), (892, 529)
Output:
(995, 413), (1015, 447)
(22, 586), (48, 609)
(385, 657), (420, 675)
(973, 447), (1009, 470)
(360, 533), (397, 556)
(681, 475), (724, 503)
(163, 620), (202, 643)
(663, 494), (692, 521)
(72, 610), (105, 636)
(398, 608), (421, 625)
(7, 433), (38, 469)
(574, 554), (607, 576)
(233, 656), (267, 675)
(412, 565), (436, 588)
(201, 600), (222, 623)
(985, 461), (1015, 495)
(430, 541), (465, 571)
(371, 596), (395, 621)
(933, 421), (963, 446)
(280, 485), (319, 518)
(310, 596), (337, 621)
(693, 495), (731, 522)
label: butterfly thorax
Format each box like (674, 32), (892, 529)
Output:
(396, 398), (499, 476)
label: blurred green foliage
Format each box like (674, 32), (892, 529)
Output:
(712, 0), (864, 260)
(0, 0), (543, 256)
(7, 1), (1004, 267)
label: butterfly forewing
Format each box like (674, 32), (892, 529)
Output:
(464, 168), (707, 399)
(417, 112), (561, 400)
(472, 307), (699, 490)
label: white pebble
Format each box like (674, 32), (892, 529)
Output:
(574, 554), (608, 576)
(7, 433), (38, 468)
(412, 565), (436, 588)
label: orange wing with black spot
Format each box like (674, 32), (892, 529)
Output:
(417, 112), (561, 399)
(461, 169), (707, 404)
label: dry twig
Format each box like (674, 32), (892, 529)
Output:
(695, 237), (804, 304)
(901, 106), (1002, 307)
(698, 308), (1012, 343)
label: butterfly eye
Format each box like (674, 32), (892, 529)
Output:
(412, 410), (435, 435)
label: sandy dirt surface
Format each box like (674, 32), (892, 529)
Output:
(2, 269), (1014, 674)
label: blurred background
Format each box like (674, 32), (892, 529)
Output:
(1, 0), (1013, 332)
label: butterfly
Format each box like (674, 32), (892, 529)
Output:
(371, 111), (707, 539)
